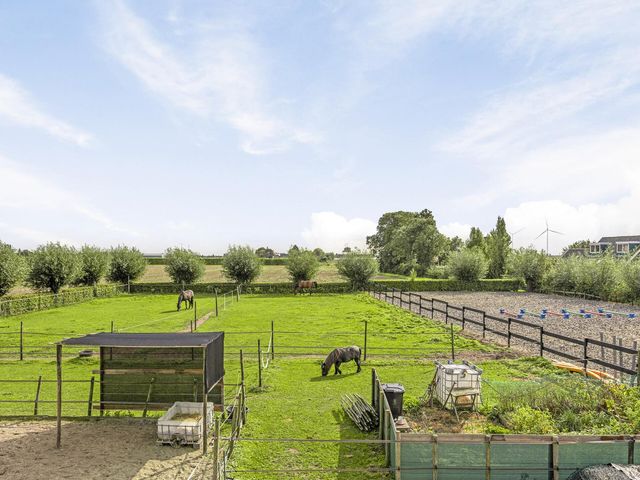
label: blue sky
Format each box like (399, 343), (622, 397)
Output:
(1, 1), (640, 254)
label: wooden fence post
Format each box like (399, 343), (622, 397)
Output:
(462, 307), (466, 330)
(539, 327), (544, 357)
(485, 435), (491, 480)
(215, 289), (219, 317)
(127, 276), (130, 294)
(87, 376), (95, 417)
(507, 318), (512, 348)
(110, 320), (114, 333)
(364, 320), (368, 361)
(371, 368), (376, 407)
(258, 339), (262, 388)
(482, 311), (486, 339)
(212, 416), (220, 480)
(34, 375), (42, 415)
(194, 300), (197, 329)
(552, 435), (559, 480)
(271, 320), (275, 360)
(56, 343), (62, 448)
(583, 339), (589, 375)
(450, 325), (455, 361)
(19, 321), (23, 361)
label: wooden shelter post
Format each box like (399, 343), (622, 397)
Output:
(56, 343), (62, 448)
(202, 346), (208, 455)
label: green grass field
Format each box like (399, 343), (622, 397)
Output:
(0, 293), (559, 479)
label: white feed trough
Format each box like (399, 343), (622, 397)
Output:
(433, 361), (482, 411)
(157, 402), (214, 447)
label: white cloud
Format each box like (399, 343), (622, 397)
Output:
(0, 156), (139, 241)
(301, 212), (376, 252)
(99, 0), (316, 155)
(505, 194), (640, 254)
(439, 222), (471, 240)
(0, 73), (91, 146)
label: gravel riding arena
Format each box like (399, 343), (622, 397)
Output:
(410, 291), (640, 377)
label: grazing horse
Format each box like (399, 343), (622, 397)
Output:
(294, 280), (317, 294)
(177, 290), (194, 311)
(322, 345), (362, 376)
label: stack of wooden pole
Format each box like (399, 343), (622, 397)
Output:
(341, 393), (379, 432)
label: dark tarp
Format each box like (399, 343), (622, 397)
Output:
(61, 332), (222, 348)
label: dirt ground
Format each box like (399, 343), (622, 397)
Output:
(0, 419), (214, 480)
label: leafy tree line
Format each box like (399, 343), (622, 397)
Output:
(366, 210), (512, 282)
(0, 241), (148, 295)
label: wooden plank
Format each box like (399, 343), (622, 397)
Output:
(56, 344), (62, 448)
(92, 368), (203, 375)
(33, 375), (42, 415)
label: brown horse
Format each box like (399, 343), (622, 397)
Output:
(294, 280), (317, 294)
(177, 290), (194, 311)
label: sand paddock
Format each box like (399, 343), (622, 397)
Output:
(0, 419), (213, 479)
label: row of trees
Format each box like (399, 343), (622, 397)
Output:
(508, 249), (640, 302)
(0, 242), (146, 295)
(366, 210), (512, 281)
(220, 246), (377, 290)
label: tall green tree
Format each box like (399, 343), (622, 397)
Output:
(508, 247), (548, 291)
(76, 245), (109, 286)
(222, 246), (262, 284)
(27, 242), (80, 293)
(255, 247), (275, 258)
(366, 209), (448, 275)
(0, 241), (27, 296)
(286, 249), (320, 283)
(485, 217), (511, 278)
(336, 251), (378, 290)
(466, 227), (485, 250)
(164, 248), (205, 285)
(108, 246), (147, 284)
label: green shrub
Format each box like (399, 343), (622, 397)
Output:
(286, 249), (319, 283)
(508, 248), (548, 291)
(505, 406), (555, 434)
(574, 254), (619, 299)
(424, 265), (449, 279)
(621, 260), (640, 301)
(447, 248), (487, 281)
(27, 242), (80, 293)
(108, 246), (146, 283)
(545, 256), (578, 292)
(164, 247), (205, 285)
(222, 246), (262, 284)
(0, 241), (26, 296)
(336, 252), (378, 290)
(77, 245), (109, 286)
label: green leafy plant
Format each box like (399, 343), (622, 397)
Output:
(286, 249), (319, 283)
(27, 242), (80, 293)
(164, 247), (205, 285)
(508, 247), (549, 291)
(222, 245), (263, 284)
(447, 248), (487, 281)
(0, 241), (27, 296)
(336, 252), (378, 290)
(76, 245), (109, 286)
(108, 245), (146, 284)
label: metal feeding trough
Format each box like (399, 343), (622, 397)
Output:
(157, 402), (214, 447)
(426, 361), (482, 420)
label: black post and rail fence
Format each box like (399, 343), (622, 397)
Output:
(367, 283), (640, 382)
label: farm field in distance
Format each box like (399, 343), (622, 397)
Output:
(138, 263), (406, 283)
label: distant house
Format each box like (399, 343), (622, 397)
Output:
(589, 236), (640, 257)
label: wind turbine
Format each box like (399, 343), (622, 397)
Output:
(535, 220), (563, 254)
(508, 228), (525, 246)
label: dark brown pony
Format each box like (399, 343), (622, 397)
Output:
(177, 290), (194, 311)
(294, 280), (317, 294)
(322, 346), (362, 376)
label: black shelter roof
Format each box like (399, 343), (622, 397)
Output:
(61, 332), (223, 348)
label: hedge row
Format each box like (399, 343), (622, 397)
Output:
(372, 278), (525, 292)
(129, 282), (352, 295)
(0, 284), (127, 317)
(129, 278), (524, 295)
(145, 257), (289, 266)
